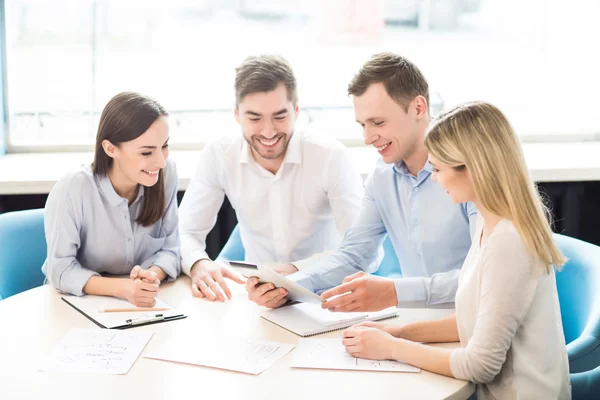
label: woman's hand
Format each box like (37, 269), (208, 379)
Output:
(118, 265), (160, 306)
(342, 325), (399, 360)
(130, 265), (161, 285)
(120, 277), (159, 307)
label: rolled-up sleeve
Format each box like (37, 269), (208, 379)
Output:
(143, 161), (181, 281)
(178, 143), (226, 275)
(449, 232), (539, 383)
(42, 178), (99, 296)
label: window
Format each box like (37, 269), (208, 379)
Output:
(4, 0), (600, 151)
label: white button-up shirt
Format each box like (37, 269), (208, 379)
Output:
(179, 131), (365, 275)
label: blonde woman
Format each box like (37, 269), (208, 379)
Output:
(342, 102), (570, 399)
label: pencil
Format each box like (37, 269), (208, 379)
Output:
(97, 307), (170, 313)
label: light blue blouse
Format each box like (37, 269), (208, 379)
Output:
(42, 159), (181, 296)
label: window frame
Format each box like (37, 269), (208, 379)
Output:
(2, 1), (599, 156)
(0, 0), (8, 157)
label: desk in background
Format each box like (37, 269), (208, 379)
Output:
(2, 142), (600, 195)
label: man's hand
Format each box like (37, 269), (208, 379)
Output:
(190, 259), (245, 302)
(320, 271), (397, 312)
(273, 263), (298, 276)
(342, 326), (398, 360)
(245, 277), (288, 308)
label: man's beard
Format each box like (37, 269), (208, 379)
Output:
(245, 131), (293, 160)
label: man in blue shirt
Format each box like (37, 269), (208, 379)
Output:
(246, 52), (476, 310)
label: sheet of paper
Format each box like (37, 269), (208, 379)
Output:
(145, 334), (294, 375)
(290, 338), (420, 373)
(40, 328), (153, 374)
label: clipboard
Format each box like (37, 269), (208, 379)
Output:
(62, 295), (187, 329)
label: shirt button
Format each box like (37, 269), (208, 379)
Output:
(416, 254), (421, 261)
(124, 215), (128, 219)
(412, 219), (418, 226)
(414, 187), (419, 192)
(127, 238), (132, 243)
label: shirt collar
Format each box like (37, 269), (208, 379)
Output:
(97, 173), (144, 206)
(240, 140), (251, 164)
(282, 132), (302, 165)
(239, 132), (302, 165)
(393, 159), (433, 179)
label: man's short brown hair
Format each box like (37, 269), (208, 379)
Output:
(348, 52), (429, 111)
(234, 55), (298, 106)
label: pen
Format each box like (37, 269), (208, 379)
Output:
(126, 314), (165, 326)
(97, 307), (169, 313)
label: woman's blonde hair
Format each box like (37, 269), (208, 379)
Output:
(424, 102), (566, 271)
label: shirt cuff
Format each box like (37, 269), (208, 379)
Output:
(181, 249), (210, 276)
(393, 277), (427, 306)
(59, 267), (101, 297)
(148, 254), (180, 282)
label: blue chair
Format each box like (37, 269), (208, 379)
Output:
(373, 235), (402, 278)
(218, 224), (245, 261)
(218, 224), (401, 278)
(554, 233), (600, 375)
(570, 365), (600, 400)
(0, 209), (47, 300)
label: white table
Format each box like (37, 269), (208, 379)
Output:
(0, 277), (474, 400)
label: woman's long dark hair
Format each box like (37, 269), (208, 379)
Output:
(92, 92), (168, 227)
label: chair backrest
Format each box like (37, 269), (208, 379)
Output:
(373, 236), (402, 278)
(0, 209), (47, 300)
(571, 365), (600, 400)
(217, 225), (245, 261)
(554, 233), (600, 345)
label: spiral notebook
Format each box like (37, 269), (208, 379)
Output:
(260, 303), (398, 337)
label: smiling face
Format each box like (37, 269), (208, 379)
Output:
(353, 82), (427, 164)
(234, 83), (298, 164)
(429, 154), (476, 204)
(103, 115), (170, 189)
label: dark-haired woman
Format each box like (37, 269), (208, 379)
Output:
(42, 92), (180, 306)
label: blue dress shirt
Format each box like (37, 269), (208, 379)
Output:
(293, 159), (477, 306)
(42, 159), (181, 296)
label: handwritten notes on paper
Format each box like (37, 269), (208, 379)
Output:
(145, 335), (294, 375)
(41, 329), (153, 374)
(290, 338), (420, 373)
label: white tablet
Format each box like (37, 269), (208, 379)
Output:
(231, 262), (323, 305)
